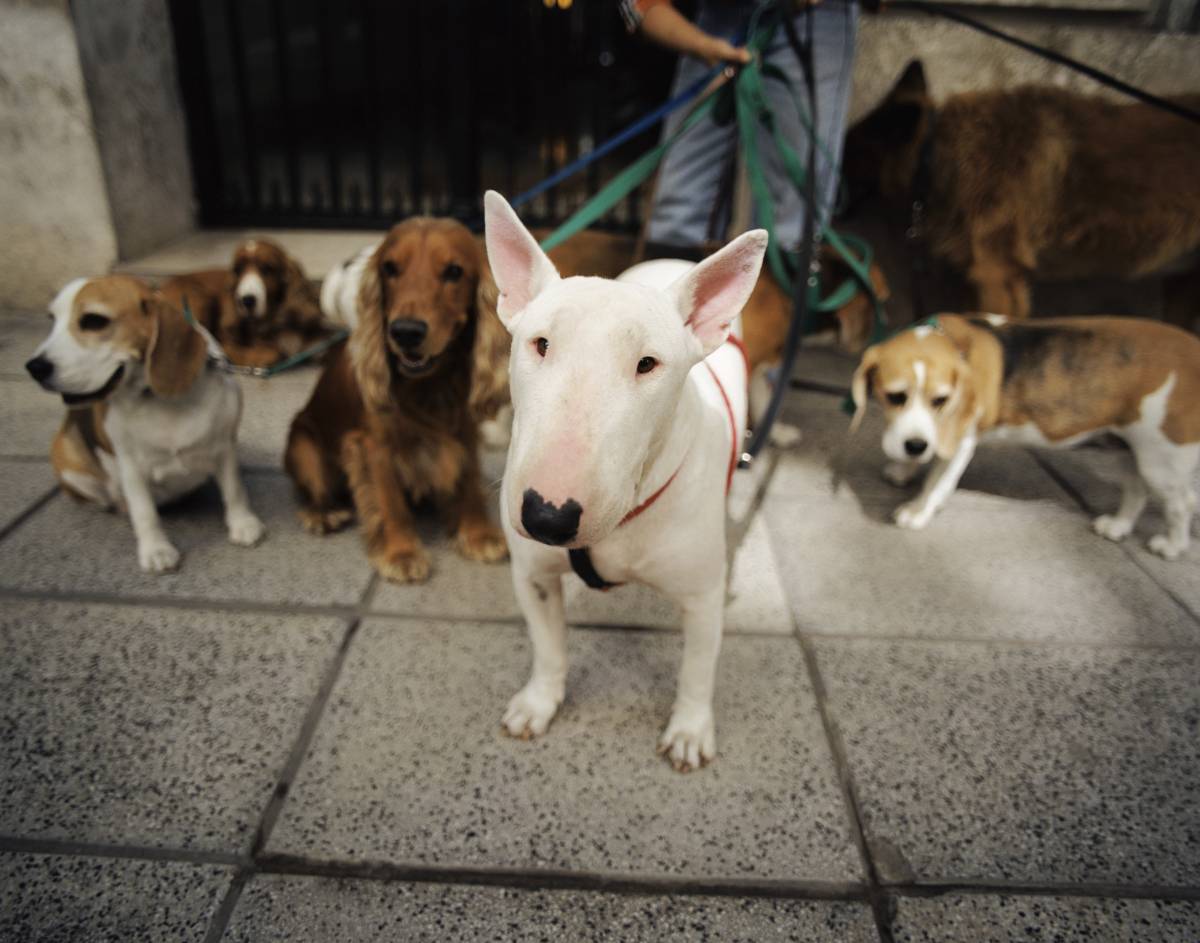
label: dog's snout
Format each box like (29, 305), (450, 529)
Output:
(240, 294), (257, 312)
(521, 488), (582, 546)
(904, 437), (928, 457)
(389, 319), (428, 350)
(25, 356), (53, 384)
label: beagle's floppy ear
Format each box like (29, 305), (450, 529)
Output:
(935, 358), (977, 460)
(145, 294), (207, 397)
(483, 190), (560, 329)
(468, 259), (511, 423)
(849, 345), (881, 433)
(670, 229), (769, 357)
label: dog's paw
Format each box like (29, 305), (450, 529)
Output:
(138, 538), (181, 573)
(893, 501), (933, 530)
(456, 526), (508, 564)
(297, 507), (354, 535)
(227, 512), (266, 547)
(1092, 514), (1133, 542)
(657, 704), (716, 773)
(1148, 533), (1187, 560)
(769, 422), (802, 449)
(372, 547), (432, 583)
(883, 461), (920, 488)
(502, 682), (562, 739)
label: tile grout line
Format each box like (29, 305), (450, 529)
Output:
(883, 878), (1200, 903)
(200, 571), (380, 943)
(794, 630), (897, 943)
(0, 484), (58, 545)
(1030, 451), (1200, 628)
(0, 834), (244, 868)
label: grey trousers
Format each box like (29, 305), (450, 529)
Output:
(646, 0), (859, 250)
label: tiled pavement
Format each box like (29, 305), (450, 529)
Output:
(3, 312), (1200, 942)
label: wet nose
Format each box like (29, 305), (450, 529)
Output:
(521, 489), (582, 546)
(389, 319), (427, 350)
(904, 437), (928, 457)
(240, 294), (257, 312)
(25, 356), (53, 384)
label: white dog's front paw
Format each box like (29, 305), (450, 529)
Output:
(883, 461), (920, 488)
(658, 703), (716, 773)
(1148, 533), (1187, 560)
(1092, 514), (1133, 542)
(893, 501), (933, 530)
(769, 422), (802, 449)
(502, 681), (563, 740)
(138, 537), (181, 573)
(227, 512), (266, 547)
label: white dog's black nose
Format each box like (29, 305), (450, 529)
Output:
(240, 294), (257, 312)
(521, 489), (581, 545)
(904, 437), (928, 457)
(25, 356), (53, 384)
(389, 319), (427, 350)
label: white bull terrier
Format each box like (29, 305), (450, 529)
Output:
(483, 191), (768, 771)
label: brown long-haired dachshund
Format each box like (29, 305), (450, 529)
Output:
(284, 218), (510, 583)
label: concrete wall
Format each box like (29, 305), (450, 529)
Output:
(72, 0), (195, 261)
(0, 0), (118, 310)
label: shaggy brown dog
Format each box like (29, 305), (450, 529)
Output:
(162, 238), (329, 369)
(842, 61), (1200, 325)
(284, 218), (510, 583)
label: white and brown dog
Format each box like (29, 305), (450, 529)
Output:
(483, 191), (767, 771)
(26, 275), (265, 571)
(851, 314), (1200, 558)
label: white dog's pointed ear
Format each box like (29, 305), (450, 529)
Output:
(671, 229), (768, 356)
(483, 190), (560, 328)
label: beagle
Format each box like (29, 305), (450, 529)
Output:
(851, 314), (1200, 559)
(25, 275), (266, 572)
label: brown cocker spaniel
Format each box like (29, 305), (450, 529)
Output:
(285, 218), (510, 582)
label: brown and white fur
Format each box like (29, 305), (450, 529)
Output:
(284, 217), (510, 583)
(26, 275), (265, 571)
(851, 314), (1200, 558)
(162, 238), (329, 369)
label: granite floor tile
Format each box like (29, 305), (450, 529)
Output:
(226, 874), (877, 942)
(814, 638), (1200, 886)
(0, 853), (230, 943)
(0, 314), (47, 377)
(268, 619), (860, 881)
(0, 376), (66, 459)
(0, 600), (343, 850)
(0, 458), (55, 534)
(235, 368), (322, 470)
(0, 471), (372, 606)
(892, 894), (1200, 943)
(766, 495), (1198, 644)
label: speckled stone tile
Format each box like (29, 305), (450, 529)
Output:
(0, 471), (372, 606)
(814, 638), (1200, 885)
(0, 853), (230, 943)
(0, 377), (65, 459)
(893, 894), (1200, 943)
(0, 314), (48, 377)
(766, 495), (1198, 644)
(235, 368), (322, 470)
(226, 875), (877, 942)
(0, 600), (343, 850)
(0, 458), (55, 534)
(1038, 446), (1200, 618)
(790, 346), (857, 390)
(268, 619), (859, 881)
(769, 390), (1069, 508)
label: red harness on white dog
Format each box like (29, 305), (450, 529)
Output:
(569, 335), (747, 591)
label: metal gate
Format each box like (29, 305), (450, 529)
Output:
(168, 0), (679, 231)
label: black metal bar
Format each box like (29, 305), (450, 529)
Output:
(358, 0), (381, 219)
(224, 0), (260, 212)
(406, 5), (424, 215)
(267, 0), (301, 215)
(316, 1), (341, 214)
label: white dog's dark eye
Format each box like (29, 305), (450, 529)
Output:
(885, 391), (907, 407)
(931, 394), (949, 409)
(381, 260), (400, 278)
(636, 356), (657, 375)
(442, 263), (464, 282)
(534, 337), (548, 357)
(79, 313), (111, 331)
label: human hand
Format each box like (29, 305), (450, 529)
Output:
(700, 36), (752, 67)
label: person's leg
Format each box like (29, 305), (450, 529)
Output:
(756, 2), (859, 246)
(645, 4), (748, 250)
